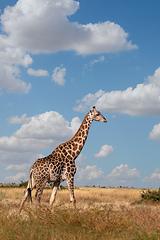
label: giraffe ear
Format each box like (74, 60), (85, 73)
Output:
(90, 110), (92, 115)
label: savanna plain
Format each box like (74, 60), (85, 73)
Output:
(0, 186), (160, 240)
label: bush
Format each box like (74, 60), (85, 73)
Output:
(141, 188), (160, 203)
(19, 181), (28, 188)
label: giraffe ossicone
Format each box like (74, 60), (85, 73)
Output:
(19, 106), (107, 213)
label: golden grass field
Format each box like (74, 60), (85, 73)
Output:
(0, 187), (160, 239)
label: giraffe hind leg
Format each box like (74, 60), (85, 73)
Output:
(35, 180), (47, 208)
(19, 188), (31, 214)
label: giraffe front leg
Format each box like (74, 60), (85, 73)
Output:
(49, 182), (60, 208)
(66, 177), (76, 208)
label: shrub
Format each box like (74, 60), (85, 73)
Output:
(141, 188), (160, 203)
(19, 180), (28, 188)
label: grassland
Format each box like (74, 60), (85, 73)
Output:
(0, 187), (160, 239)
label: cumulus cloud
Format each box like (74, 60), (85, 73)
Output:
(74, 90), (105, 112)
(76, 154), (86, 167)
(76, 22), (137, 55)
(143, 169), (160, 182)
(52, 66), (66, 86)
(27, 68), (49, 77)
(107, 164), (140, 184)
(0, 111), (77, 164)
(94, 145), (114, 158)
(14, 111), (73, 140)
(149, 123), (160, 141)
(70, 117), (81, 134)
(4, 153), (44, 183)
(74, 67), (160, 116)
(0, 0), (137, 93)
(5, 163), (31, 172)
(74, 154), (105, 185)
(0, 48), (32, 93)
(7, 113), (31, 124)
(5, 172), (27, 183)
(76, 165), (104, 182)
(1, 0), (137, 54)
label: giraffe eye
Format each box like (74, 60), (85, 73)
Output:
(96, 113), (99, 116)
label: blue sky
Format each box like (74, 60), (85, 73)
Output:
(0, 0), (160, 188)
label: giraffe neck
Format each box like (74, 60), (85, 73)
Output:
(71, 112), (92, 157)
(53, 112), (92, 161)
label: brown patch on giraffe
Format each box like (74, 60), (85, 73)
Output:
(74, 137), (79, 142)
(72, 152), (75, 158)
(67, 167), (70, 172)
(59, 145), (63, 150)
(73, 143), (78, 151)
(82, 131), (85, 137)
(62, 149), (67, 155)
(76, 150), (80, 155)
(67, 155), (72, 160)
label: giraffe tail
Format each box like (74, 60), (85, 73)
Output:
(27, 170), (34, 202)
(19, 170), (34, 214)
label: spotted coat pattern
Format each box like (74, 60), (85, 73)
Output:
(19, 107), (107, 213)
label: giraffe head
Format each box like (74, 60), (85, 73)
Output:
(90, 106), (107, 123)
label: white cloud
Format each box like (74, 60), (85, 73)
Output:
(74, 89), (105, 112)
(52, 66), (66, 86)
(0, 59), (32, 94)
(107, 164), (140, 184)
(0, 0), (137, 93)
(0, 111), (77, 164)
(27, 68), (49, 77)
(5, 163), (30, 172)
(7, 113), (31, 124)
(143, 169), (160, 182)
(5, 172), (27, 183)
(94, 145), (114, 158)
(75, 155), (105, 185)
(70, 117), (81, 134)
(149, 123), (160, 141)
(76, 22), (137, 55)
(76, 165), (104, 181)
(0, 150), (32, 165)
(1, 0), (137, 54)
(14, 111), (72, 140)
(5, 153), (44, 175)
(74, 67), (160, 116)
(76, 154), (86, 167)
(0, 47), (32, 93)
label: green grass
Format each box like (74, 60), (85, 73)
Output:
(0, 187), (160, 239)
(0, 203), (160, 240)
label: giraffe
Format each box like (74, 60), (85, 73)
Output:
(19, 106), (107, 213)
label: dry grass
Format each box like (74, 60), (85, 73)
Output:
(0, 187), (160, 239)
